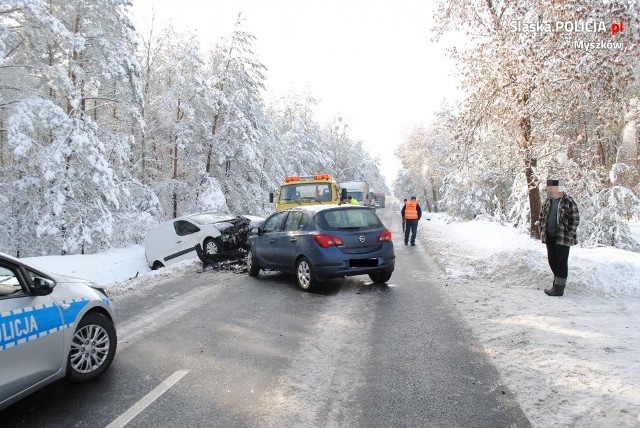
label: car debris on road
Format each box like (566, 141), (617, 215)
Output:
(195, 243), (248, 273)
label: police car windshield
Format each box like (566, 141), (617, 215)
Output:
(189, 212), (235, 225)
(316, 208), (381, 231)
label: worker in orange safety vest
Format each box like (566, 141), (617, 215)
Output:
(401, 196), (422, 246)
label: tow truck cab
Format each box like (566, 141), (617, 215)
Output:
(270, 174), (345, 211)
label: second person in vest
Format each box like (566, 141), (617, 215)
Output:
(401, 196), (422, 246)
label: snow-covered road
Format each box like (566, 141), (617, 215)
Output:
(22, 210), (640, 427)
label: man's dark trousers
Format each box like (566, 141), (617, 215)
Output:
(545, 235), (570, 285)
(405, 219), (418, 245)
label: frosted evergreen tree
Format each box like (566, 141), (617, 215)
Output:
(204, 15), (272, 214)
(271, 91), (330, 177)
(1, 0), (141, 255)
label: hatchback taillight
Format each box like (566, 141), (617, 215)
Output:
(378, 229), (392, 242)
(313, 234), (344, 248)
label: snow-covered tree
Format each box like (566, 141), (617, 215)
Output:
(433, 0), (640, 238)
(1, 0), (141, 255)
(196, 15), (267, 215)
(394, 104), (457, 212)
(0, 5), (392, 256)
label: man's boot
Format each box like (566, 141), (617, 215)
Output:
(545, 277), (566, 296)
(544, 281), (556, 295)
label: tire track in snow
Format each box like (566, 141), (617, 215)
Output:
(257, 291), (375, 427)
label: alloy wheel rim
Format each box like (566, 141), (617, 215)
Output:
(297, 261), (310, 288)
(69, 324), (110, 373)
(206, 241), (219, 254)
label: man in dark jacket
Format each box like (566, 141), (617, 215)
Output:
(538, 179), (580, 296)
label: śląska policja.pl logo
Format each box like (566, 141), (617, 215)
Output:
(510, 20), (625, 51)
(509, 20), (624, 36)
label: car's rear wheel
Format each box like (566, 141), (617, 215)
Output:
(67, 312), (117, 382)
(203, 238), (221, 255)
(247, 251), (260, 276)
(296, 256), (319, 292)
(369, 272), (392, 283)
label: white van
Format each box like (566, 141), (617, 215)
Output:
(144, 212), (264, 269)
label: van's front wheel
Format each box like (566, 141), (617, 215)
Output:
(203, 238), (221, 255)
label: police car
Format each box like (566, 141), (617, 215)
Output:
(0, 252), (117, 410)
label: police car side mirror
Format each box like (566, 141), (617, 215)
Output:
(32, 277), (55, 296)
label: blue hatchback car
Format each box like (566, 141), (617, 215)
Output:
(247, 205), (395, 291)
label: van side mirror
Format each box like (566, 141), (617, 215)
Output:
(269, 193), (274, 203)
(341, 188), (347, 201)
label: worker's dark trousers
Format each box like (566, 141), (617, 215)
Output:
(545, 235), (570, 286)
(404, 219), (418, 245)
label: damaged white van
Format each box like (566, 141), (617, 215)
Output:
(144, 212), (264, 269)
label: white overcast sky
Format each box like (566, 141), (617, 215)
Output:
(131, 0), (461, 185)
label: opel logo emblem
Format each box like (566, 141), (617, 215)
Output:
(359, 235), (366, 243)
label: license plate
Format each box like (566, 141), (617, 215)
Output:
(349, 258), (378, 268)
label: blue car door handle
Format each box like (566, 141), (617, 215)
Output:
(289, 238), (297, 243)
(269, 239), (276, 244)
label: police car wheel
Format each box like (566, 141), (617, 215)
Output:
(247, 251), (260, 277)
(296, 257), (319, 292)
(66, 312), (117, 383)
(203, 238), (221, 255)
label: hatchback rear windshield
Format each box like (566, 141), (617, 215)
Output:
(316, 208), (382, 231)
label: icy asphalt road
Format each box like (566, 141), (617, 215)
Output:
(1, 209), (529, 427)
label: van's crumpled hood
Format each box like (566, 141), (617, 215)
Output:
(213, 216), (265, 250)
(243, 215), (265, 227)
(214, 215), (264, 229)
